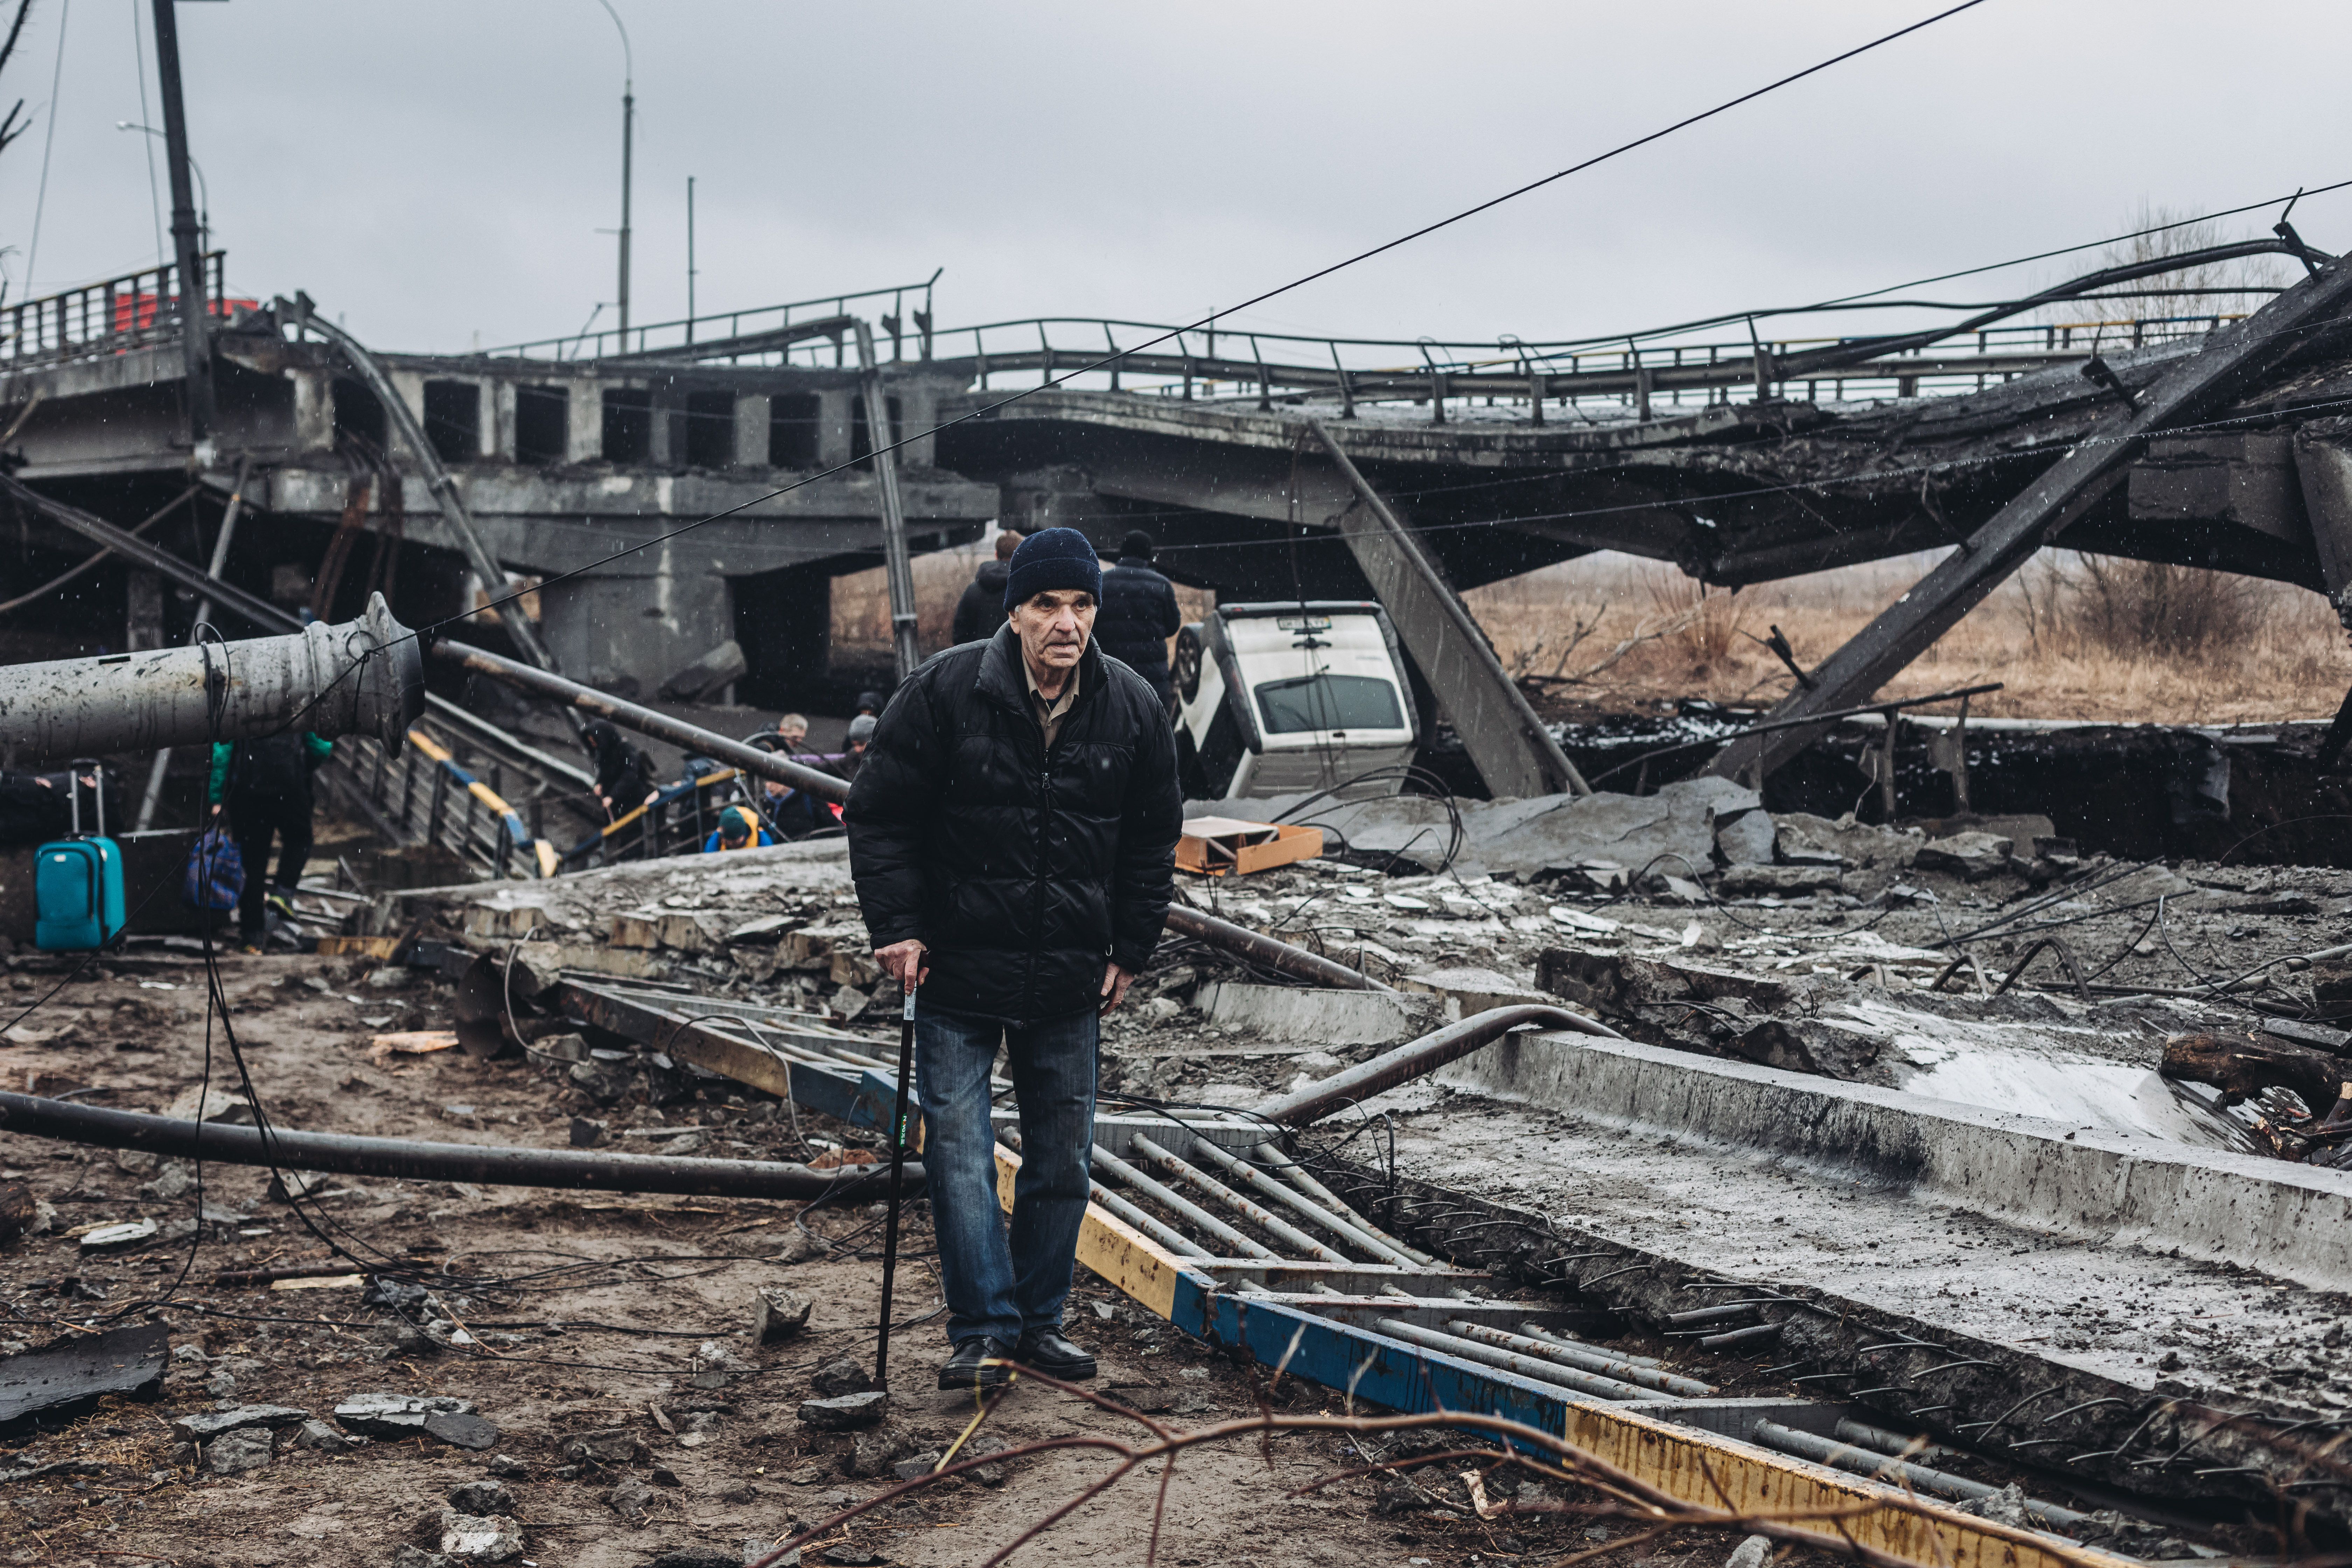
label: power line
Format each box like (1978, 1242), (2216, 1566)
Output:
(23, 0), (69, 293)
(127, 0), (163, 268)
(427, 0), (1993, 642)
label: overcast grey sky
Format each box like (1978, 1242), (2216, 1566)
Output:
(0, 1), (2340, 357)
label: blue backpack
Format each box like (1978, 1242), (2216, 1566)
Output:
(35, 764), (125, 952)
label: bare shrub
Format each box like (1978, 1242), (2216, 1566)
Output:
(2065, 555), (2271, 657)
(1643, 566), (1748, 674)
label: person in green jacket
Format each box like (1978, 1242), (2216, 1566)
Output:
(208, 731), (332, 951)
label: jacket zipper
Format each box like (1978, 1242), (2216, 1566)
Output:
(1022, 706), (1054, 1021)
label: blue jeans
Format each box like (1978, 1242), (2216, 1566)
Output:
(915, 999), (1097, 1349)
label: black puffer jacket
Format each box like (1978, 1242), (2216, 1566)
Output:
(950, 560), (1013, 647)
(846, 625), (1182, 1023)
(1095, 556), (1182, 697)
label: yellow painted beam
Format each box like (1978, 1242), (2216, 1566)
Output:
(993, 1143), (1185, 1318)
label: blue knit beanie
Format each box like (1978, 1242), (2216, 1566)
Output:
(1003, 527), (1102, 612)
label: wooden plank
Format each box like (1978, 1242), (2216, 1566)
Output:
(994, 1142), (1185, 1318)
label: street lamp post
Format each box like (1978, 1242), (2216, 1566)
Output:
(116, 124), (208, 253)
(594, 0), (633, 348)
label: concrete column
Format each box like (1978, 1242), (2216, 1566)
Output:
(387, 370), (428, 432)
(291, 369), (334, 453)
(125, 569), (164, 652)
(647, 384), (680, 468)
(565, 378), (603, 464)
(815, 389), (855, 467)
(733, 393), (770, 469)
(896, 382), (938, 468)
(538, 538), (735, 700)
(489, 383), (517, 460)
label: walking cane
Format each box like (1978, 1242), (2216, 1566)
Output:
(873, 978), (918, 1386)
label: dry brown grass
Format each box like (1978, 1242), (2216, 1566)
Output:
(834, 537), (2348, 724)
(1468, 551), (2352, 724)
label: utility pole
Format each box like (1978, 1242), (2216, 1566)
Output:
(685, 176), (695, 345)
(595, 1), (634, 349)
(617, 77), (632, 344)
(148, 0), (212, 448)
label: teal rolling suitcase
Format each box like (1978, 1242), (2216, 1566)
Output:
(34, 764), (124, 952)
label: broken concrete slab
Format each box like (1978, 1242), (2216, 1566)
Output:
(0, 1321), (168, 1437)
(1196, 777), (1760, 879)
(205, 1425), (276, 1474)
(798, 1390), (888, 1430)
(1431, 1022), (2352, 1292)
(1913, 830), (2016, 880)
(752, 1285), (813, 1343)
(439, 1506), (525, 1562)
(168, 1403), (309, 1442)
(1396, 966), (1550, 1021)
(334, 1391), (499, 1449)
(1197, 981), (1440, 1045)
(1716, 863), (1843, 896)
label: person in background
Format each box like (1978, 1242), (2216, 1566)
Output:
(951, 528), (1024, 646)
(760, 772), (835, 839)
(1096, 529), (1183, 707)
(582, 719), (657, 856)
(0, 770), (96, 847)
(750, 713), (810, 756)
(208, 732), (332, 952)
(702, 804), (775, 852)
(838, 713), (877, 782)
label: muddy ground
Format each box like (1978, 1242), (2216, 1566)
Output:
(0, 951), (1812, 1568)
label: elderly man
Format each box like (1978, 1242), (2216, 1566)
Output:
(846, 527), (1181, 1390)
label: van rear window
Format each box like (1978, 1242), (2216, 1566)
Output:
(1254, 673), (1404, 734)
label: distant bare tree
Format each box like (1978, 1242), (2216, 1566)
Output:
(0, 1), (36, 163)
(2032, 205), (2300, 657)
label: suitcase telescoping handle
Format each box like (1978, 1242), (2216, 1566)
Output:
(71, 758), (103, 839)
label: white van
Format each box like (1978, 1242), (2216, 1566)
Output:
(1171, 601), (1421, 801)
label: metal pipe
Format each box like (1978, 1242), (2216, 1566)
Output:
(1373, 1316), (1665, 1403)
(1834, 1418), (1958, 1466)
(287, 307), (569, 687)
(1130, 1134), (1347, 1264)
(0, 1090), (920, 1202)
(1256, 1004), (1622, 1126)
(1090, 1142), (1278, 1262)
(1163, 904), (1389, 992)
(430, 637), (854, 802)
(1258, 1146), (1440, 1267)
(1446, 1321), (1714, 1398)
(0, 593), (422, 766)
(1186, 1136), (1423, 1267)
(1519, 1323), (1664, 1370)
(852, 319), (920, 682)
(1086, 1175), (1212, 1259)
(1748, 1420), (2088, 1528)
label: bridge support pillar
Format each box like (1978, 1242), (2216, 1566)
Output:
(814, 389), (855, 468)
(564, 378), (603, 464)
(732, 393), (770, 470)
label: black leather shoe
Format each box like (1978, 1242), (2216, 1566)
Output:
(938, 1336), (1014, 1392)
(1014, 1326), (1097, 1380)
